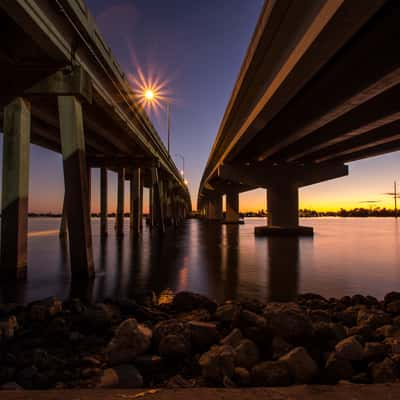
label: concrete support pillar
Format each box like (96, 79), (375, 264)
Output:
(58, 96), (94, 278)
(59, 194), (68, 238)
(130, 167), (142, 234)
(255, 182), (313, 236)
(207, 196), (222, 220)
(225, 192), (239, 223)
(100, 167), (108, 236)
(0, 98), (31, 280)
(267, 183), (299, 227)
(116, 168), (125, 236)
(150, 167), (165, 232)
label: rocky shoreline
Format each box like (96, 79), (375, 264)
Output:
(1, 291), (400, 390)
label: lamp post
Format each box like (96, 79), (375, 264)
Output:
(144, 89), (171, 154)
(175, 153), (185, 177)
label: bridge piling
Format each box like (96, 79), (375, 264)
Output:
(100, 167), (108, 236)
(225, 192), (240, 223)
(58, 95), (94, 279)
(0, 98), (31, 280)
(59, 194), (68, 238)
(206, 196), (223, 220)
(130, 167), (142, 235)
(116, 168), (125, 237)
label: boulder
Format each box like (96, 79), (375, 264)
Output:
(364, 342), (390, 361)
(199, 345), (235, 382)
(376, 324), (400, 338)
(334, 309), (357, 327)
(263, 302), (312, 340)
(357, 309), (391, 329)
(104, 318), (152, 365)
(335, 336), (364, 361)
(309, 309), (331, 323)
(251, 361), (291, 387)
(153, 319), (190, 358)
(313, 321), (346, 342)
(370, 357), (397, 383)
(386, 300), (400, 314)
(176, 308), (211, 322)
(215, 303), (241, 323)
(272, 336), (293, 359)
(220, 328), (243, 348)
(172, 292), (217, 313)
(29, 298), (62, 321)
(384, 337), (400, 353)
(279, 347), (318, 384)
(189, 321), (219, 349)
(324, 353), (354, 383)
(0, 316), (18, 339)
(234, 339), (259, 369)
(384, 292), (400, 305)
(233, 367), (251, 386)
(97, 365), (143, 388)
(240, 310), (267, 328)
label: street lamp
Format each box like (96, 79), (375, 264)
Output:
(175, 153), (185, 177)
(142, 88), (171, 154)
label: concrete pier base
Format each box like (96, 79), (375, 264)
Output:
(255, 183), (313, 236)
(255, 225), (313, 236)
(115, 168), (125, 237)
(100, 167), (108, 236)
(225, 192), (240, 223)
(130, 167), (142, 234)
(58, 95), (94, 279)
(0, 98), (31, 280)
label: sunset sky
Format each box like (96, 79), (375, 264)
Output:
(1, 0), (399, 213)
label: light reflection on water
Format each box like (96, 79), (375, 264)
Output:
(0, 217), (400, 304)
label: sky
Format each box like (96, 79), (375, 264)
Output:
(1, 0), (400, 213)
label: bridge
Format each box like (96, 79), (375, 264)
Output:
(0, 0), (191, 280)
(198, 0), (400, 235)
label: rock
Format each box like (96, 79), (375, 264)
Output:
(215, 303), (241, 323)
(324, 353), (354, 383)
(251, 361), (291, 386)
(357, 309), (391, 329)
(335, 336), (364, 361)
(189, 321), (218, 349)
(81, 356), (102, 368)
(351, 294), (367, 305)
(365, 296), (379, 306)
(81, 368), (102, 379)
(165, 374), (195, 388)
(263, 302), (312, 340)
(172, 292), (217, 313)
(309, 309), (331, 323)
(370, 357), (397, 383)
(134, 355), (163, 370)
(220, 328), (243, 348)
(159, 334), (190, 358)
(177, 308), (211, 322)
(199, 345), (235, 382)
(384, 337), (400, 353)
(78, 306), (113, 334)
(272, 336), (293, 359)
(348, 324), (374, 341)
(153, 319), (190, 358)
(350, 372), (370, 384)
(234, 339), (259, 369)
(364, 342), (390, 361)
(376, 324), (400, 338)
(0, 382), (23, 390)
(15, 366), (38, 389)
(240, 310), (267, 328)
(384, 292), (400, 305)
(104, 318), (152, 365)
(29, 297), (62, 321)
(233, 367), (251, 386)
(313, 321), (346, 343)
(386, 301), (400, 314)
(279, 347), (318, 384)
(334, 309), (357, 327)
(97, 365), (143, 388)
(0, 316), (18, 339)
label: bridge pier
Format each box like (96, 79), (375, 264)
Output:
(206, 196), (223, 220)
(255, 183), (313, 236)
(0, 98), (31, 280)
(59, 194), (68, 238)
(58, 96), (94, 279)
(116, 168), (125, 237)
(100, 167), (108, 236)
(130, 167), (142, 235)
(225, 192), (240, 224)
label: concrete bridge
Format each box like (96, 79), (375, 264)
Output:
(198, 0), (400, 235)
(0, 0), (191, 280)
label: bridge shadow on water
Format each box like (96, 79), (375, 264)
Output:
(0, 218), (305, 304)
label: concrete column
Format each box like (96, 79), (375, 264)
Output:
(87, 166), (91, 216)
(130, 167), (142, 234)
(58, 95), (94, 279)
(59, 194), (68, 238)
(100, 167), (108, 236)
(150, 167), (165, 232)
(116, 168), (125, 236)
(267, 183), (299, 227)
(207, 196), (222, 220)
(0, 98), (30, 280)
(226, 192), (239, 223)
(139, 174), (144, 230)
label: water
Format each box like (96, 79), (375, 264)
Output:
(0, 217), (399, 304)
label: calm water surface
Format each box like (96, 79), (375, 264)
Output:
(0, 217), (399, 303)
